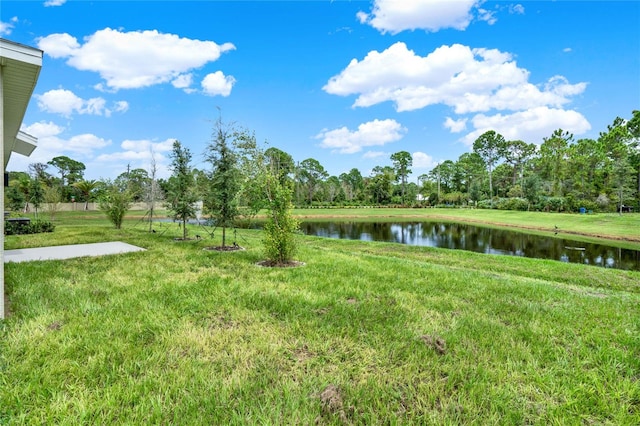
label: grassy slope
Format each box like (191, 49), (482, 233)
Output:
(1, 212), (639, 424)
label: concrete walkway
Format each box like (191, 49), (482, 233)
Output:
(4, 242), (145, 263)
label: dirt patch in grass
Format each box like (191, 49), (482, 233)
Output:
(317, 384), (348, 423)
(202, 244), (245, 252)
(292, 344), (315, 362)
(47, 321), (63, 331)
(314, 307), (330, 315)
(421, 334), (447, 355)
(255, 260), (305, 268)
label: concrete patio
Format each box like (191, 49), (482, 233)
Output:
(4, 242), (145, 263)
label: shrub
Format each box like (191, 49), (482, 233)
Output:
(99, 187), (132, 229)
(495, 197), (529, 211)
(5, 220), (55, 235)
(262, 174), (299, 263)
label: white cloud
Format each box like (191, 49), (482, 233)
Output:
(0, 16), (18, 36)
(8, 121), (112, 173)
(36, 89), (128, 117)
(563, 47), (572, 53)
(412, 152), (435, 169)
(37, 33), (80, 58)
(324, 42), (587, 114)
(444, 117), (467, 133)
(95, 138), (175, 178)
(37, 28), (235, 90)
(44, 0), (67, 6)
(357, 0), (480, 34)
(201, 71), (236, 97)
(66, 133), (111, 155)
(477, 8), (497, 25)
(510, 4), (525, 15)
(172, 73), (194, 91)
(316, 119), (407, 154)
(461, 107), (591, 146)
(113, 101), (129, 113)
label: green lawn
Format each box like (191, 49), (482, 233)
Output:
(2, 211), (639, 424)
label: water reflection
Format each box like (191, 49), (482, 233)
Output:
(299, 221), (640, 271)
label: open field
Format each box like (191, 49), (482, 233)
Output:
(2, 211), (640, 424)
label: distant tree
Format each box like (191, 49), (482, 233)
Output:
(523, 174), (542, 210)
(324, 176), (344, 204)
(28, 162), (51, 184)
(367, 166), (394, 204)
(567, 138), (603, 199)
(390, 151), (412, 205)
(539, 129), (573, 196)
(298, 158), (328, 204)
(599, 117), (635, 214)
(115, 168), (150, 202)
(166, 140), (197, 240)
(47, 155), (86, 187)
(473, 130), (505, 208)
(339, 168), (364, 202)
(502, 140), (536, 186)
(72, 180), (99, 210)
(265, 147), (295, 185)
(454, 152), (485, 194)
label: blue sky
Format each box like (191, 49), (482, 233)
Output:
(2, 0), (639, 182)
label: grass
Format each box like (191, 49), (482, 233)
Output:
(2, 210), (640, 424)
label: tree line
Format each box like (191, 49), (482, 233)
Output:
(7, 110), (639, 216)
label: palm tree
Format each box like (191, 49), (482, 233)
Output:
(72, 179), (99, 210)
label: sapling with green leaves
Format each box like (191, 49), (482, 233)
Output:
(166, 140), (198, 240)
(204, 115), (242, 248)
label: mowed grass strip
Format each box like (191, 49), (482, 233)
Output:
(1, 217), (639, 424)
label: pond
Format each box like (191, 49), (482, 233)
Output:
(297, 221), (640, 271)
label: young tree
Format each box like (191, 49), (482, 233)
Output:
(29, 178), (45, 220)
(145, 149), (163, 233)
(473, 130), (505, 208)
(99, 182), (132, 229)
(204, 116), (242, 248)
(166, 140), (198, 240)
(390, 151), (412, 205)
(235, 133), (300, 264)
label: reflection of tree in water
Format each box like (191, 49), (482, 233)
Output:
(298, 221), (640, 271)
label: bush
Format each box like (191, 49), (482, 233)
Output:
(495, 197), (529, 211)
(5, 220), (55, 235)
(476, 199), (494, 209)
(538, 197), (566, 212)
(99, 188), (132, 229)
